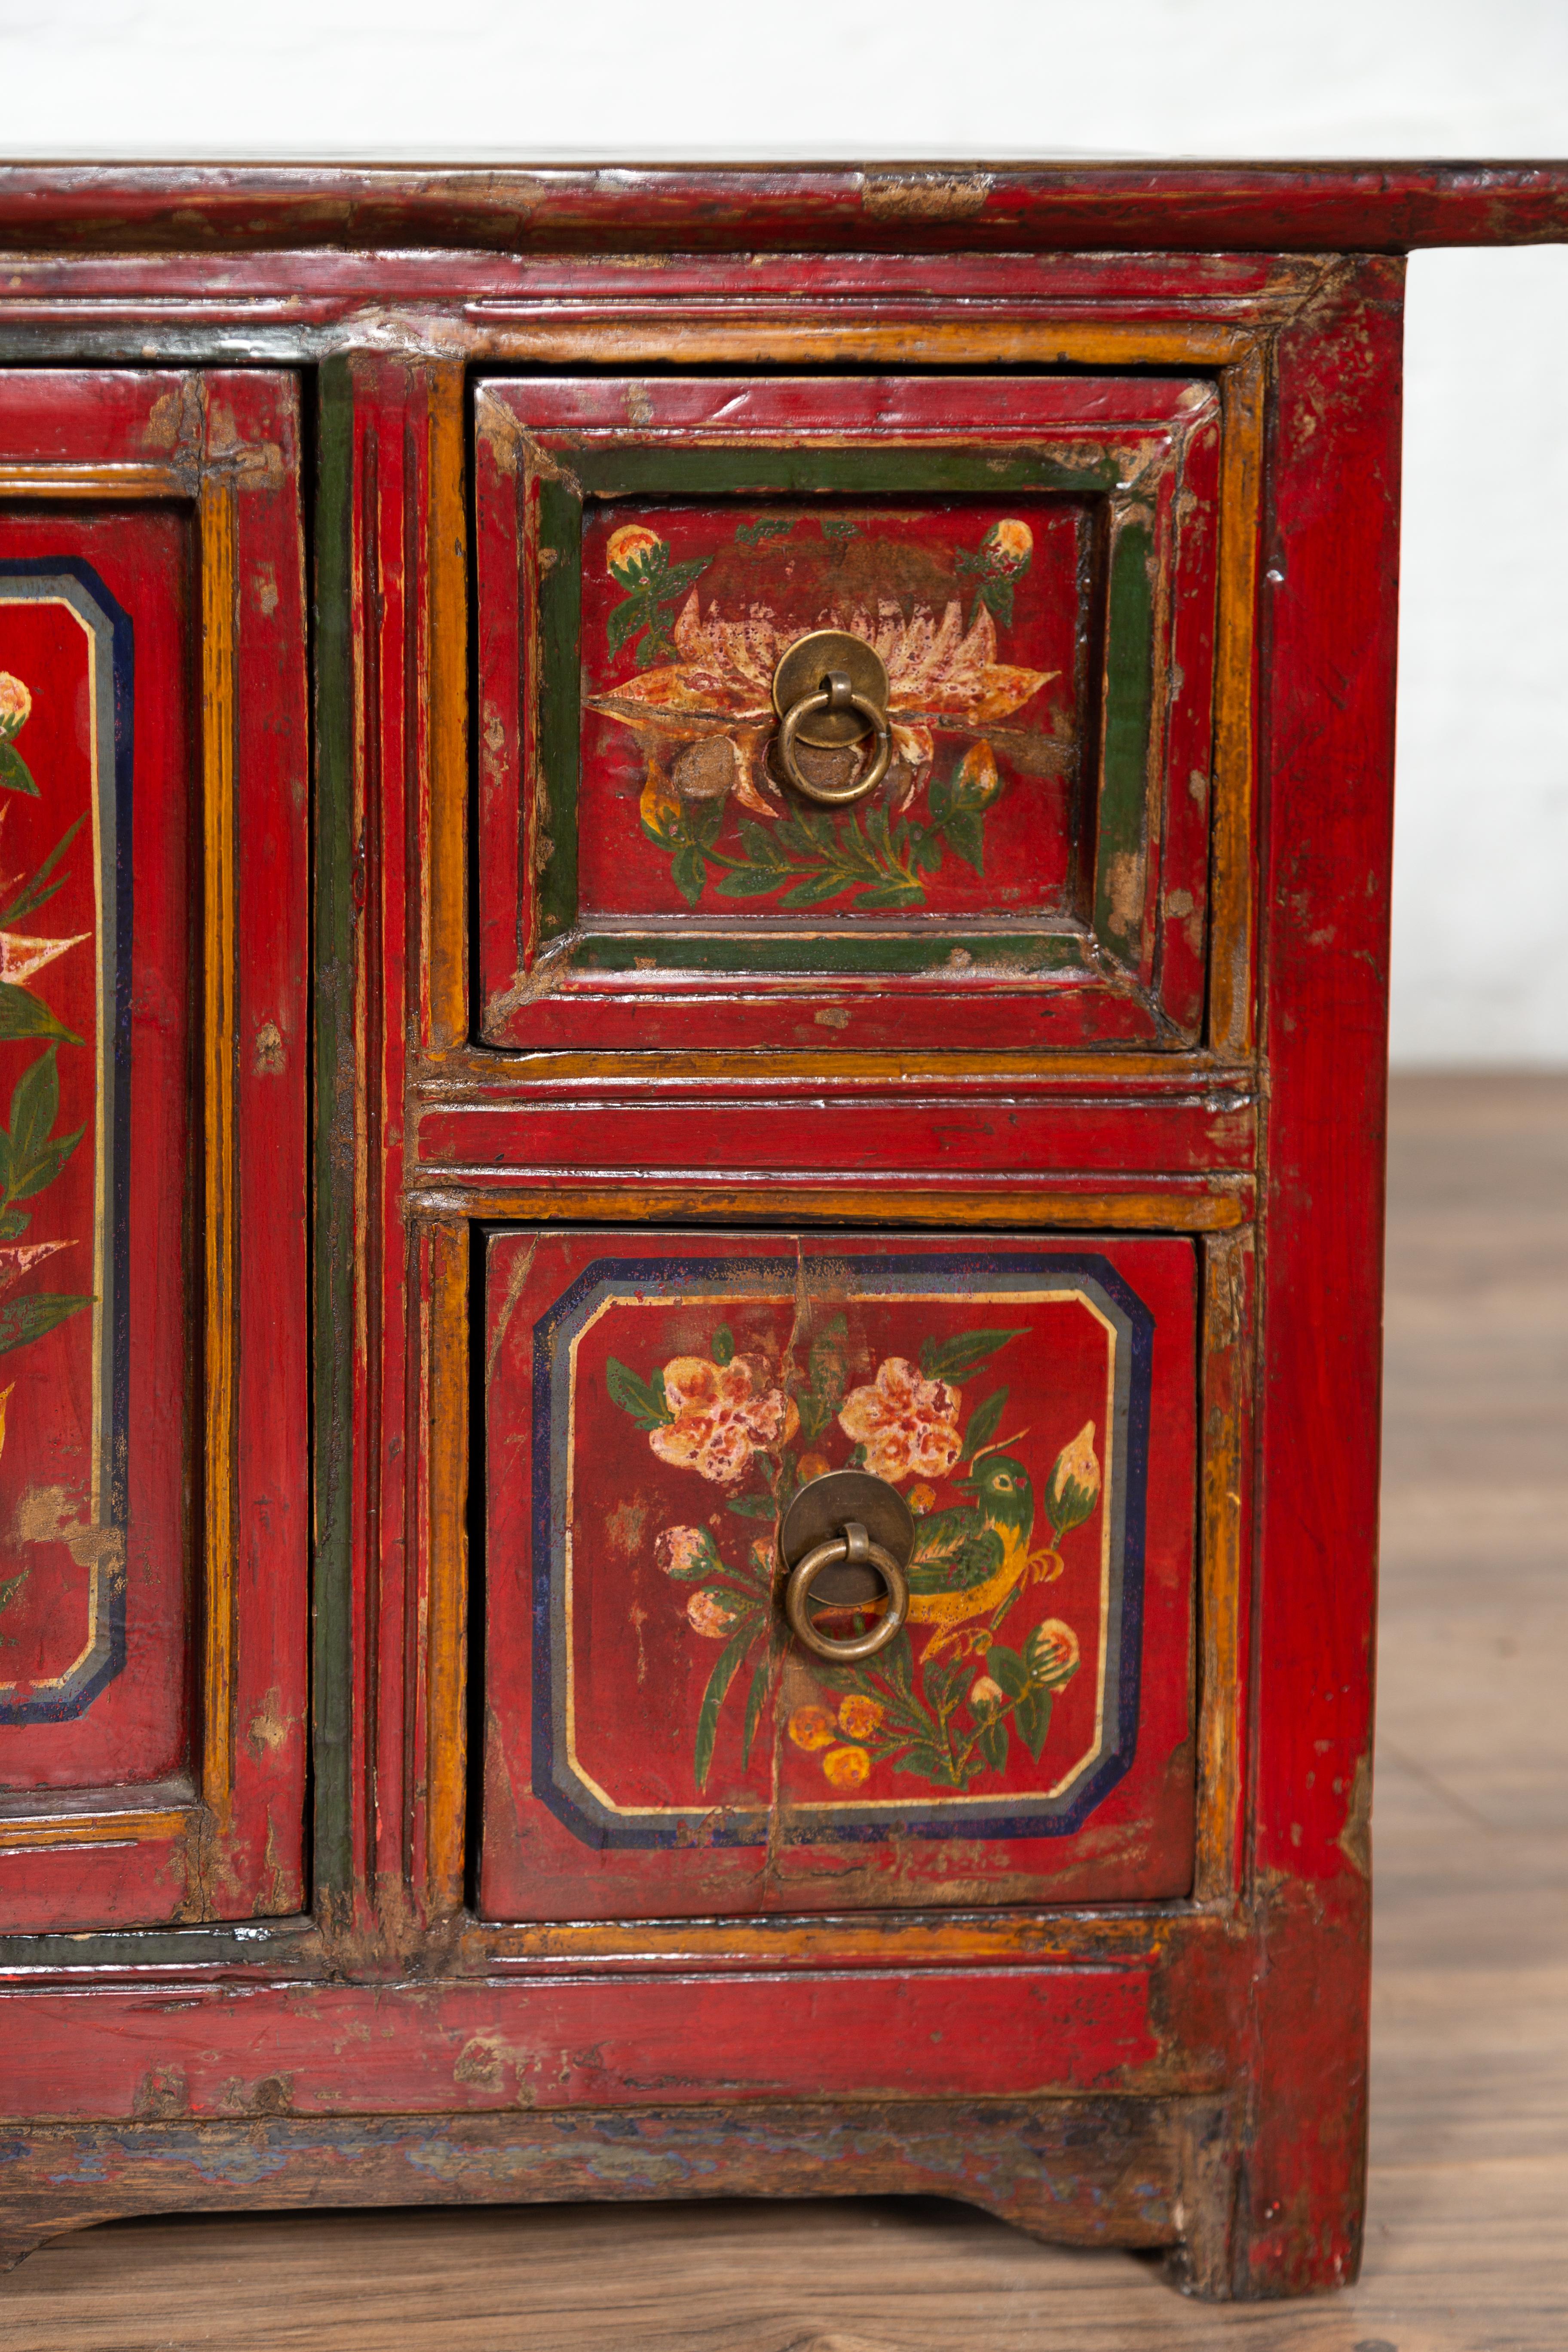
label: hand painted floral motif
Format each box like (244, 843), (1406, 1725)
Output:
(620, 1349), (797, 1486)
(587, 519), (1057, 910)
(0, 673), (93, 1633)
(606, 1309), (1100, 1795)
(837, 1355), (963, 1485)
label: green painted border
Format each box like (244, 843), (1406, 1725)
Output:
(533, 440), (1157, 985)
(1094, 513), (1156, 963)
(570, 929), (1091, 978)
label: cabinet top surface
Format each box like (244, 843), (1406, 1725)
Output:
(0, 158), (1565, 254)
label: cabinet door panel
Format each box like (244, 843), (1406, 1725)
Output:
(475, 376), (1219, 1053)
(480, 1228), (1196, 1920)
(0, 371), (308, 1930)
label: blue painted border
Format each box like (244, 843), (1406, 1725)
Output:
(524, 1247), (1154, 1850)
(0, 560), (132, 1724)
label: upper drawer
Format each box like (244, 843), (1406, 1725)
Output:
(474, 375), (1220, 1054)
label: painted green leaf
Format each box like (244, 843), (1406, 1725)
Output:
(962, 1387), (1008, 1463)
(694, 1623), (758, 1794)
(9, 1047), (58, 1164)
(604, 1356), (673, 1430)
(11, 1130), (83, 1203)
(0, 1207), (29, 1239)
(0, 985), (79, 1046)
(892, 1742), (953, 1785)
(855, 884), (926, 911)
(795, 1389), (830, 1446)
(0, 815), (85, 929)
(807, 1316), (849, 1415)
(670, 845), (707, 907)
(661, 557), (711, 596)
(0, 1292), (92, 1355)
(778, 871), (855, 908)
(726, 1492), (775, 1521)
(0, 743), (38, 798)
(735, 518), (793, 547)
(739, 1648), (773, 1770)
(919, 1327), (1027, 1385)
(0, 1567), (26, 1612)
(985, 1644), (1030, 1702)
(606, 588), (655, 657)
(977, 1716), (1009, 1775)
(941, 810), (985, 876)
(712, 865), (793, 899)
(711, 1323), (735, 1368)
(1015, 1683), (1055, 1761)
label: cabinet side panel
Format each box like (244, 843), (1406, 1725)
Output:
(1241, 254), (1405, 2297)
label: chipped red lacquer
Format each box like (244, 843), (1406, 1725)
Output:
(0, 162), (1511, 2299)
(0, 370), (310, 1930)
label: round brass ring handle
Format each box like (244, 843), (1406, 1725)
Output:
(776, 671), (893, 807)
(784, 1520), (909, 1663)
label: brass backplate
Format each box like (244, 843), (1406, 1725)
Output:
(771, 630), (889, 748)
(778, 1469), (915, 1605)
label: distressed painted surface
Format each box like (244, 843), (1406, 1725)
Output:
(480, 1230), (1196, 1920)
(0, 2095), (1217, 2277)
(0, 199), (1429, 2303)
(0, 558), (140, 1735)
(581, 500), (1076, 920)
(0, 370), (310, 1932)
(475, 375), (1219, 1051)
(0, 1970), (1178, 2120)
(0, 161), (1560, 254)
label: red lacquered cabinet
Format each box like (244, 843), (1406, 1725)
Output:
(0, 161), (1557, 2301)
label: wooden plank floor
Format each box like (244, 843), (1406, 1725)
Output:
(3, 1072), (1564, 2352)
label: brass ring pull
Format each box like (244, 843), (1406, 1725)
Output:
(784, 1519), (909, 1663)
(778, 673), (892, 806)
(771, 629), (892, 808)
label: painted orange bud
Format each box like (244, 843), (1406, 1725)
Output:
(606, 524), (664, 579)
(907, 1482), (937, 1514)
(685, 1588), (738, 1640)
(969, 1674), (1005, 1712)
(838, 1695), (884, 1740)
(789, 1706), (837, 1752)
(797, 1451), (831, 1485)
(1045, 1421), (1100, 1537)
(821, 1744), (871, 1788)
(640, 762), (683, 844)
(1027, 1618), (1081, 1691)
(985, 518), (1033, 572)
(0, 672), (31, 743)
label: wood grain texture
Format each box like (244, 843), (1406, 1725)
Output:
(0, 161), (1567, 254)
(2, 1073), (1559, 2346)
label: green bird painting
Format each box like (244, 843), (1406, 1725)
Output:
(905, 1450), (1055, 1659)
(905, 1426), (1101, 1660)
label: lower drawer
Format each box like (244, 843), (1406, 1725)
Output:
(478, 1228), (1197, 1920)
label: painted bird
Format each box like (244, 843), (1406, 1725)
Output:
(903, 1451), (1063, 1660)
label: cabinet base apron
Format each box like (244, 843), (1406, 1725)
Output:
(0, 2096), (1235, 2293)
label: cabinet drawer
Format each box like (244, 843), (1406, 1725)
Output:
(479, 1228), (1196, 1920)
(475, 375), (1219, 1053)
(0, 371), (309, 1928)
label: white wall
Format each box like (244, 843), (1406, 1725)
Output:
(1, 0), (1565, 1063)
